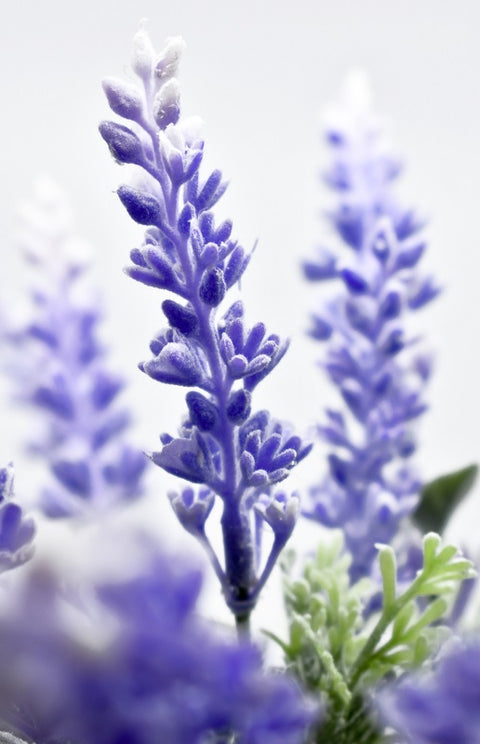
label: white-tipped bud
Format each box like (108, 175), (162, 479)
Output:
(132, 23), (156, 80)
(153, 78), (181, 129)
(155, 36), (186, 82)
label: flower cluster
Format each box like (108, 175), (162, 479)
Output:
(0, 20), (478, 744)
(4, 181), (146, 518)
(100, 29), (310, 625)
(0, 544), (318, 744)
(303, 74), (439, 581)
(0, 463), (35, 573)
(377, 639), (480, 743)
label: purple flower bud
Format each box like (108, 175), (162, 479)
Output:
(408, 276), (441, 309)
(250, 470), (269, 487)
(195, 170), (225, 212)
(229, 354), (249, 378)
(341, 268), (369, 294)
(214, 219), (233, 243)
(199, 267), (226, 306)
(186, 391), (218, 431)
(99, 121), (145, 165)
(309, 315), (333, 341)
(141, 341), (203, 386)
(169, 486), (215, 535)
(382, 328), (404, 356)
(255, 491), (299, 542)
(90, 372), (124, 410)
(226, 389), (251, 424)
(154, 36), (186, 81)
(32, 384), (75, 420)
(118, 185), (163, 226)
(153, 78), (181, 129)
(177, 202), (194, 236)
(302, 250), (337, 281)
(102, 77), (144, 121)
(131, 26), (156, 80)
(394, 241), (426, 270)
(224, 245), (250, 287)
(51, 460), (91, 497)
(199, 242), (219, 268)
(162, 300), (198, 335)
(379, 290), (402, 320)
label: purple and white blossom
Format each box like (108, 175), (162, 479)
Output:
(377, 638), (480, 743)
(303, 73), (439, 581)
(0, 463), (35, 573)
(100, 27), (311, 625)
(0, 543), (318, 744)
(5, 181), (146, 518)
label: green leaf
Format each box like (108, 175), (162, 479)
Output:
(378, 544), (397, 611)
(413, 463), (478, 533)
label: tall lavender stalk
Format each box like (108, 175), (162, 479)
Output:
(100, 27), (310, 630)
(5, 180), (146, 519)
(303, 74), (439, 581)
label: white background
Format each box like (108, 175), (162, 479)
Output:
(0, 0), (479, 626)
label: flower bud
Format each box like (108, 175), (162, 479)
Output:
(102, 77), (144, 121)
(131, 25), (156, 80)
(153, 78), (181, 129)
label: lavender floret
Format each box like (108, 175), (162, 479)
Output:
(0, 546), (318, 744)
(5, 181), (146, 519)
(304, 74), (439, 581)
(100, 27), (310, 626)
(377, 639), (480, 743)
(0, 464), (35, 573)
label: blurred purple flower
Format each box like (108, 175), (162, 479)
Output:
(304, 73), (438, 581)
(377, 639), (480, 743)
(0, 545), (318, 744)
(0, 463), (35, 573)
(3, 180), (146, 519)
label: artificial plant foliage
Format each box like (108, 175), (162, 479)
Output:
(413, 463), (478, 534)
(275, 532), (474, 742)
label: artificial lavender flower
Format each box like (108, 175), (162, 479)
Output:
(0, 543), (317, 744)
(0, 463), (35, 572)
(5, 180), (146, 518)
(100, 27), (310, 626)
(303, 73), (439, 581)
(377, 638), (480, 743)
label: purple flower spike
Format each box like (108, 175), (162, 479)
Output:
(4, 180), (147, 519)
(377, 639), (480, 743)
(101, 27), (310, 627)
(0, 464), (35, 573)
(0, 545), (318, 744)
(303, 73), (438, 581)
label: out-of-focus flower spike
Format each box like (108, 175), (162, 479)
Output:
(3, 180), (147, 520)
(0, 542), (319, 743)
(304, 74), (438, 582)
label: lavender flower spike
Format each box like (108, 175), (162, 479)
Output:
(0, 464), (35, 573)
(0, 544), (318, 744)
(303, 72), (439, 581)
(377, 639), (480, 743)
(100, 27), (311, 628)
(5, 180), (146, 519)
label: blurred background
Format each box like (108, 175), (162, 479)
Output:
(0, 0), (478, 624)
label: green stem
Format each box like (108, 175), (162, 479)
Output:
(348, 566), (433, 689)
